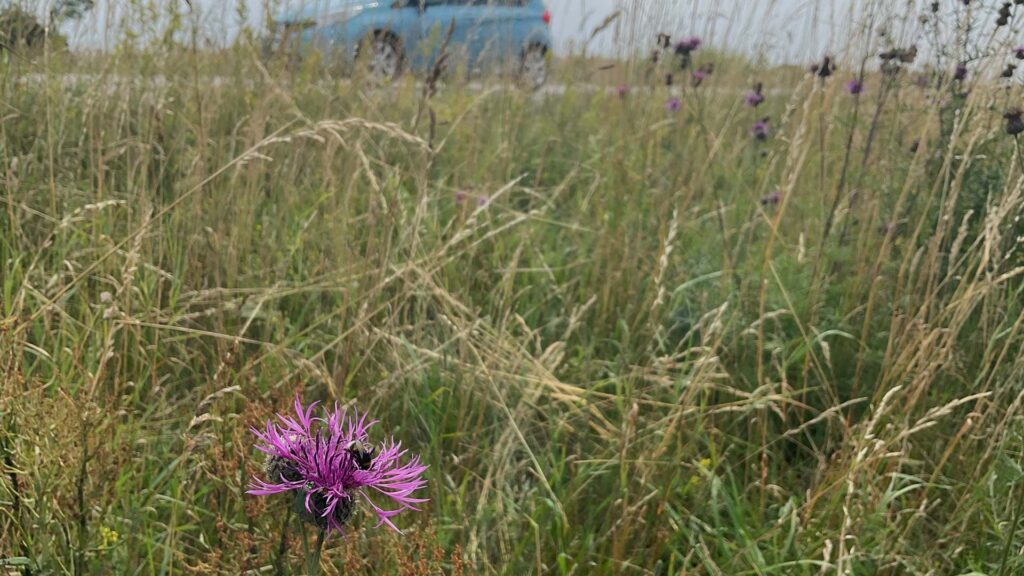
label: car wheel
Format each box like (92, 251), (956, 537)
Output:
(363, 33), (402, 82)
(520, 44), (547, 89)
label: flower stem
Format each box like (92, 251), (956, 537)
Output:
(274, 506), (293, 576)
(306, 528), (326, 576)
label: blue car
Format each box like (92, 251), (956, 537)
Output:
(266, 0), (553, 87)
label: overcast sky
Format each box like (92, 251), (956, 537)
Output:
(52, 0), (955, 65)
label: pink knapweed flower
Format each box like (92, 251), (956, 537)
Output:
(751, 117), (771, 140)
(248, 397), (428, 534)
(674, 36), (701, 54)
(745, 82), (764, 107)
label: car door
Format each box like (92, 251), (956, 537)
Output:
(414, 0), (476, 70)
(458, 0), (502, 72)
(473, 0), (520, 69)
(462, 0), (536, 74)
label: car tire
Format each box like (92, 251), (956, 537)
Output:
(361, 32), (403, 82)
(520, 44), (547, 90)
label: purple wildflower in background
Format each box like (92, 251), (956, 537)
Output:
(248, 397), (428, 534)
(666, 98), (682, 112)
(477, 194), (489, 207)
(954, 63), (968, 81)
(846, 79), (863, 94)
(1016, 46), (1024, 59)
(751, 117), (771, 141)
(455, 189), (467, 204)
(745, 82), (765, 107)
(674, 36), (701, 54)
(760, 190), (782, 207)
(616, 84), (629, 98)
(691, 63), (714, 87)
(672, 36), (700, 70)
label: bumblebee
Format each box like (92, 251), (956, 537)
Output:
(346, 440), (376, 470)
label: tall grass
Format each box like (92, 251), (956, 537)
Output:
(3, 1), (1024, 574)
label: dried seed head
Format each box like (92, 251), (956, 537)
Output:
(1004, 108), (1024, 136)
(815, 56), (833, 78)
(953, 63), (968, 81)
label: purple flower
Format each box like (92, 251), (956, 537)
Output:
(690, 63), (714, 87)
(1016, 46), (1024, 59)
(674, 36), (701, 54)
(248, 397), (428, 534)
(760, 190), (781, 206)
(672, 37), (700, 70)
(477, 194), (489, 207)
(455, 189), (467, 204)
(751, 117), (771, 141)
(745, 82), (764, 107)
(954, 63), (968, 81)
(666, 98), (682, 112)
(846, 79), (863, 94)
(616, 84), (629, 98)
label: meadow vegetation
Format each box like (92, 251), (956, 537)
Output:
(3, 1), (1024, 574)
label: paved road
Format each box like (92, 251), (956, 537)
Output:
(15, 71), (779, 100)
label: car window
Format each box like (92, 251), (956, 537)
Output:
(428, 0), (528, 5)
